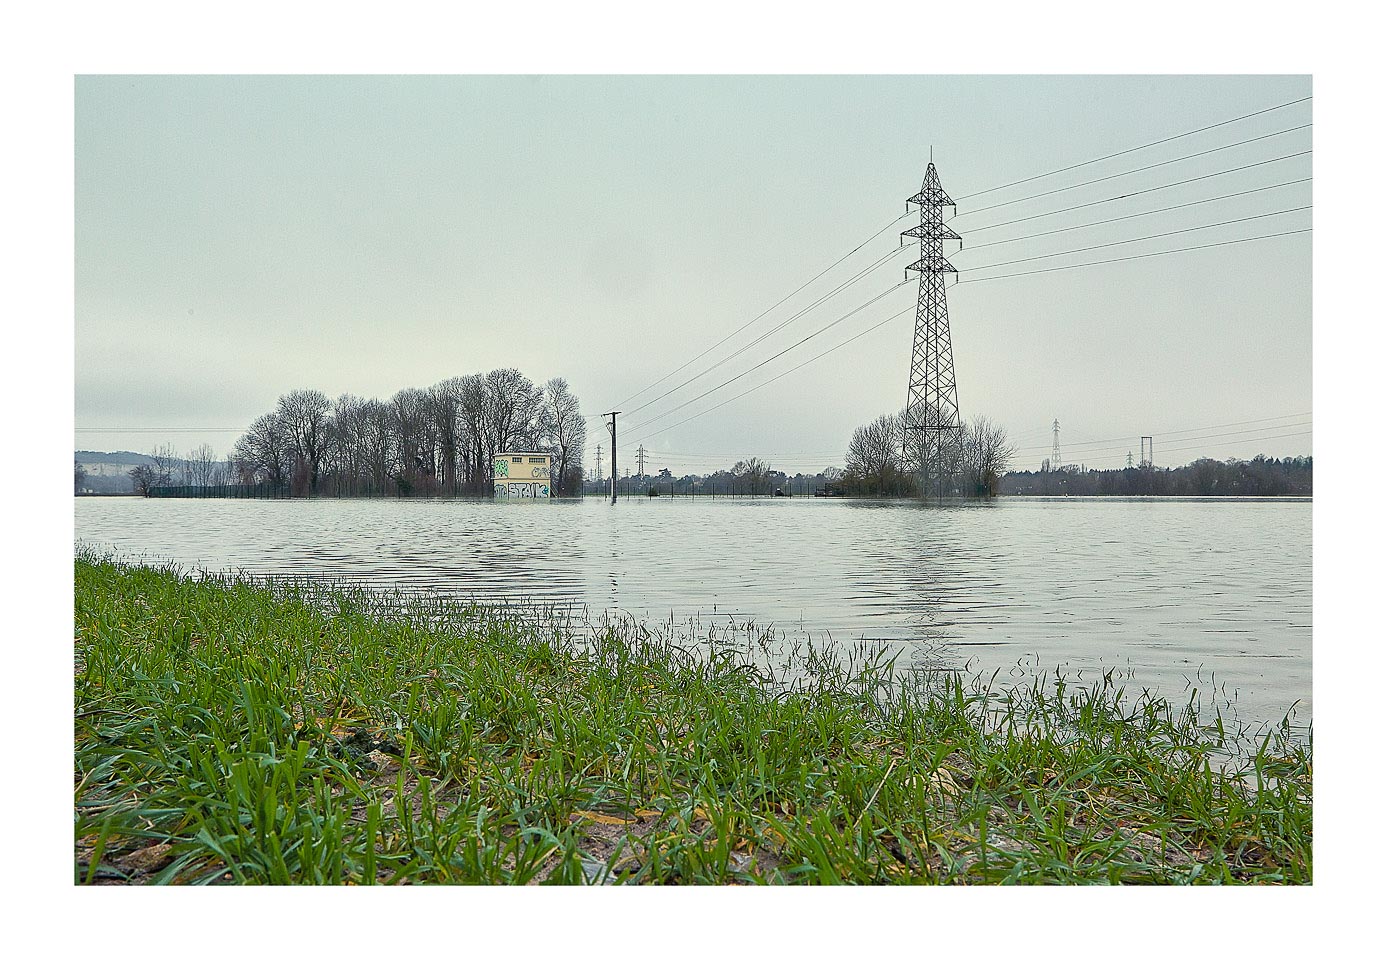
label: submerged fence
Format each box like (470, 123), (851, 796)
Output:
(146, 483), (290, 499)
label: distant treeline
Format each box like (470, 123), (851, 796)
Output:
(583, 458), (844, 497)
(1001, 455), (1312, 497)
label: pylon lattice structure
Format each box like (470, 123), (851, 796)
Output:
(1052, 419), (1062, 471)
(902, 161), (963, 497)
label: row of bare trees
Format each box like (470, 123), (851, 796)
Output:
(230, 370), (587, 497)
(842, 409), (1015, 497)
(125, 443), (231, 495)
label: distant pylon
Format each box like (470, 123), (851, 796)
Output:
(594, 443), (604, 483)
(1052, 419), (1062, 472)
(902, 159), (963, 499)
(636, 444), (648, 478)
(1127, 450), (1134, 469)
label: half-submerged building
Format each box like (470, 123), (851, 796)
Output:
(493, 452), (552, 499)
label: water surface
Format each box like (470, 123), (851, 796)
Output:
(75, 495), (1311, 731)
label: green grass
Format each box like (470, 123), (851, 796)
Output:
(73, 552), (1311, 884)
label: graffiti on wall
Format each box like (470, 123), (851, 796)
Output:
(494, 482), (550, 499)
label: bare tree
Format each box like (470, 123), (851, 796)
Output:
(960, 415), (1015, 497)
(188, 443), (218, 487)
(277, 389), (332, 494)
(148, 444), (179, 488)
(454, 373), (488, 493)
(730, 456), (769, 494)
(391, 387), (433, 496)
(844, 412), (908, 495)
(483, 368), (543, 459)
(539, 377), (586, 496)
(431, 379), (465, 496)
(128, 464), (157, 496)
(233, 413), (291, 487)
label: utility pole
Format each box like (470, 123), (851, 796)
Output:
(603, 412), (620, 505)
(902, 157), (963, 501)
(1052, 419), (1062, 472)
(636, 444), (648, 479)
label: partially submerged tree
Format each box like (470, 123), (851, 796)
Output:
(539, 377), (585, 496)
(843, 412), (913, 496)
(959, 415), (1015, 497)
(277, 389), (332, 494)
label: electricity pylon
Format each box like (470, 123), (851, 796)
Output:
(594, 443), (604, 483)
(1052, 419), (1062, 471)
(636, 444), (648, 478)
(902, 159), (963, 499)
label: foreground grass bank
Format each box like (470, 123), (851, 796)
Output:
(74, 555), (1311, 884)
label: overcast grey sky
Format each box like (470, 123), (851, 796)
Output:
(75, 75), (1311, 474)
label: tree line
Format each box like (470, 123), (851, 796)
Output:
(587, 458), (847, 497)
(225, 370), (586, 497)
(1002, 455), (1312, 497)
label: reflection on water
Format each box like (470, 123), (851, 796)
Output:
(74, 495), (1311, 730)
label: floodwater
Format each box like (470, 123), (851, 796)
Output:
(74, 495), (1311, 731)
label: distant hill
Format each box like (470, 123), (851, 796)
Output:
(75, 450), (156, 494)
(75, 450), (156, 467)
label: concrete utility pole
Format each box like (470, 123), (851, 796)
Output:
(901, 158), (963, 501)
(636, 444), (648, 479)
(603, 412), (620, 505)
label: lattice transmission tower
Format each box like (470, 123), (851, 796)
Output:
(1052, 419), (1062, 471)
(902, 159), (963, 498)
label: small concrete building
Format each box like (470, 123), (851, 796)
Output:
(493, 452), (552, 499)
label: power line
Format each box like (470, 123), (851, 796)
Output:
(74, 427), (245, 432)
(957, 227), (1311, 285)
(631, 163), (1311, 431)
(629, 304), (917, 445)
(1013, 412), (1311, 453)
(951, 123), (1311, 221)
(955, 177), (1312, 253)
(611, 211), (912, 411)
(960, 151), (1312, 236)
(633, 218), (1311, 444)
(1015, 421), (1312, 456)
(1151, 430), (1311, 457)
(955, 95), (1312, 202)
(612, 114), (1315, 440)
(959, 205), (1311, 273)
(628, 227), (1311, 443)
(1081, 429), (1312, 467)
(622, 243), (911, 419)
(623, 280), (913, 433)
(609, 102), (1312, 419)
